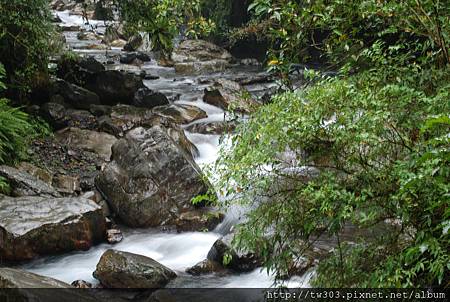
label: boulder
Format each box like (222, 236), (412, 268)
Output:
(152, 104), (207, 124)
(0, 166), (60, 197)
(185, 259), (228, 276)
(120, 52), (151, 65)
(0, 268), (99, 301)
(95, 126), (210, 227)
(109, 104), (154, 133)
(57, 56), (105, 87)
(0, 268), (71, 288)
(203, 79), (260, 113)
(65, 109), (98, 130)
(207, 234), (261, 272)
(175, 209), (224, 232)
(172, 40), (232, 67)
(109, 39), (127, 48)
(16, 162), (53, 186)
(102, 24), (125, 45)
(86, 70), (144, 105)
(52, 79), (100, 110)
(0, 195), (107, 261)
(174, 61), (230, 75)
(93, 249), (176, 289)
(185, 121), (237, 135)
(90, 104), (112, 117)
(77, 31), (101, 41)
(123, 34), (143, 52)
(71, 279), (93, 288)
(51, 174), (81, 194)
(132, 87), (169, 109)
(106, 229), (123, 244)
(39, 102), (69, 129)
(55, 127), (117, 161)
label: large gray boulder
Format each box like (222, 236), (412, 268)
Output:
(93, 249), (176, 289)
(0, 195), (106, 261)
(207, 234), (261, 272)
(0, 268), (71, 288)
(0, 268), (99, 301)
(55, 127), (117, 161)
(172, 40), (233, 74)
(96, 126), (210, 227)
(85, 70), (144, 105)
(52, 79), (100, 110)
(203, 79), (260, 114)
(0, 166), (60, 197)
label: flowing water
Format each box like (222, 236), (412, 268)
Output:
(19, 11), (312, 288)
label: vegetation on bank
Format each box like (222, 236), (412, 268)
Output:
(213, 0), (449, 287)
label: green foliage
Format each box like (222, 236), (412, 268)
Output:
(0, 176), (10, 195)
(213, 59), (449, 286)
(248, 0), (450, 72)
(0, 0), (53, 99)
(114, 0), (215, 56)
(0, 64), (48, 166)
(222, 252), (233, 266)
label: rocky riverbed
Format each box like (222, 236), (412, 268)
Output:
(0, 1), (314, 296)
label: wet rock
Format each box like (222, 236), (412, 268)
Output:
(152, 104), (207, 124)
(120, 53), (141, 65)
(55, 127), (117, 161)
(86, 70), (144, 105)
(90, 104), (112, 117)
(240, 58), (261, 66)
(143, 74), (160, 80)
(123, 34), (143, 52)
(0, 268), (71, 288)
(85, 44), (111, 51)
(163, 126), (199, 159)
(132, 87), (169, 109)
(95, 126), (211, 227)
(185, 121), (237, 135)
(203, 79), (260, 114)
(102, 24), (125, 45)
(120, 52), (151, 65)
(109, 39), (127, 48)
(57, 56), (105, 87)
(16, 162), (53, 185)
(110, 104), (154, 133)
(71, 279), (93, 288)
(39, 102), (69, 129)
(207, 234), (261, 272)
(98, 115), (123, 137)
(175, 209), (225, 232)
(172, 40), (233, 74)
(58, 24), (81, 32)
(175, 61), (230, 75)
(66, 109), (98, 130)
(185, 259), (228, 276)
(0, 165), (60, 197)
(52, 79), (100, 110)
(93, 249), (176, 289)
(82, 190), (103, 203)
(77, 31), (101, 41)
(106, 229), (123, 244)
(0, 195), (106, 261)
(52, 174), (81, 194)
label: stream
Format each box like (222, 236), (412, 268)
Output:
(19, 10), (313, 288)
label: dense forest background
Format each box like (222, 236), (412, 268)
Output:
(0, 0), (448, 288)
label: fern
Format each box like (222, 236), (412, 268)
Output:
(0, 99), (33, 165)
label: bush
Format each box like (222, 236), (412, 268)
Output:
(0, 0), (53, 101)
(213, 63), (449, 286)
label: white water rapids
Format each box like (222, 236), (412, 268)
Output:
(19, 10), (313, 288)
